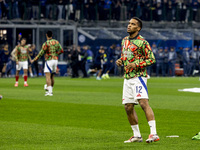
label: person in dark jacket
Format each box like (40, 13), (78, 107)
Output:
(168, 46), (177, 76)
(0, 43), (10, 77)
(162, 47), (169, 76)
(70, 45), (79, 78)
(156, 47), (164, 76)
(190, 46), (199, 76)
(182, 47), (190, 76)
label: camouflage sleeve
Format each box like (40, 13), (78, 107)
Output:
(135, 41), (156, 69)
(56, 41), (64, 55)
(34, 42), (47, 61)
(120, 39), (124, 61)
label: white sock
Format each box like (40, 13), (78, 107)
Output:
(30, 73), (33, 77)
(24, 81), (27, 84)
(48, 86), (52, 94)
(16, 82), (18, 84)
(148, 120), (157, 135)
(131, 125), (141, 137)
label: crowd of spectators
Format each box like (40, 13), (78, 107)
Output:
(1, 0), (200, 22)
(148, 43), (200, 77)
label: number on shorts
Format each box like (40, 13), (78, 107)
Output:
(136, 86), (142, 93)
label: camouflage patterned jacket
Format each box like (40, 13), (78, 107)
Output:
(15, 45), (30, 62)
(34, 39), (63, 61)
(120, 35), (156, 79)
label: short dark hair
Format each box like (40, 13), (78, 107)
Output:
(46, 31), (53, 37)
(132, 17), (142, 31)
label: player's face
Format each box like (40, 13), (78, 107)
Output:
(127, 19), (140, 34)
(21, 39), (26, 46)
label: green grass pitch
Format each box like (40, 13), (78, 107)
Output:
(0, 77), (200, 150)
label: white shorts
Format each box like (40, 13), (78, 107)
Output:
(122, 77), (149, 105)
(16, 61), (28, 70)
(44, 60), (58, 73)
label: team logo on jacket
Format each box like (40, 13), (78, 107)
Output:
(129, 44), (137, 52)
(21, 48), (27, 54)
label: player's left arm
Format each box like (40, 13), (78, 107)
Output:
(56, 41), (64, 55)
(135, 41), (156, 69)
(15, 47), (19, 64)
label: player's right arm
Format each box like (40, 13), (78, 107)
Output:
(116, 39), (124, 66)
(15, 46), (19, 64)
(33, 42), (47, 62)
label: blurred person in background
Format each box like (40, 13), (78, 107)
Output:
(98, 0), (105, 20)
(114, 44), (122, 76)
(57, 0), (65, 20)
(45, 0), (55, 20)
(0, 45), (3, 77)
(6, 45), (17, 77)
(16, 33), (22, 46)
(102, 44), (115, 79)
(70, 45), (79, 78)
(31, 44), (39, 77)
(74, 0), (81, 21)
(40, 0), (46, 19)
(64, 47), (72, 76)
(191, 0), (198, 22)
(182, 47), (191, 76)
(198, 46), (200, 76)
(155, 1), (162, 21)
(9, 0), (20, 19)
(0, 0), (8, 19)
(156, 47), (164, 77)
(30, 0), (40, 20)
(88, 0), (96, 21)
(28, 44), (39, 77)
(23, 0), (32, 20)
(84, 45), (93, 76)
(166, 0), (173, 21)
(168, 46), (177, 77)
(78, 45), (88, 78)
(65, 0), (73, 20)
(88, 46), (105, 80)
(163, 47), (169, 76)
(190, 46), (199, 76)
(147, 42), (157, 76)
(112, 0), (121, 21)
(0, 43), (10, 77)
(101, 47), (108, 78)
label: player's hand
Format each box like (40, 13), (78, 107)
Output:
(30, 60), (34, 64)
(116, 59), (122, 66)
(126, 63), (136, 72)
(16, 61), (19, 65)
